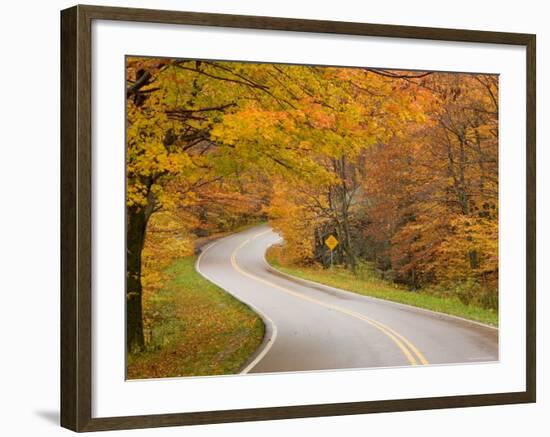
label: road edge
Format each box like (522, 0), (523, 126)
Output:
(263, 245), (499, 332)
(195, 235), (278, 374)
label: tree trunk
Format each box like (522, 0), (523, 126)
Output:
(340, 212), (357, 272)
(468, 249), (479, 270)
(338, 157), (357, 272)
(126, 205), (148, 353)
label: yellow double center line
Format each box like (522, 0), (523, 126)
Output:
(231, 232), (429, 366)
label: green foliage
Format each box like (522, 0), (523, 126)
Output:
(453, 278), (498, 310)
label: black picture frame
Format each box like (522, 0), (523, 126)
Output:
(60, 4), (536, 432)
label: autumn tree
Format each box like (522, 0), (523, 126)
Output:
(126, 59), (355, 351)
(261, 68), (432, 270)
(125, 58), (277, 351)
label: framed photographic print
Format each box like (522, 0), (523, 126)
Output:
(60, 4), (536, 432)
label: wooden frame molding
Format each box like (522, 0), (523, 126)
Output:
(60, 4), (536, 432)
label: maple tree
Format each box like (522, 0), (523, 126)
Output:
(126, 58), (499, 352)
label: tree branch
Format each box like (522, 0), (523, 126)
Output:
(366, 68), (432, 79)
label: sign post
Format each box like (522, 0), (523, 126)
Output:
(324, 235), (339, 269)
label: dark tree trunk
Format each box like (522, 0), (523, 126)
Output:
(337, 157), (357, 272)
(126, 205), (149, 353)
(340, 210), (356, 272)
(468, 249), (479, 270)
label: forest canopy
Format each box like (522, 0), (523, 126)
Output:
(126, 57), (498, 353)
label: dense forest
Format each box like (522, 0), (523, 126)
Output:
(126, 57), (498, 353)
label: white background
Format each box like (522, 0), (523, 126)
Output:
(93, 20), (526, 418)
(0, 0), (546, 436)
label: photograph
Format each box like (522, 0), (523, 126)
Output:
(125, 57), (499, 380)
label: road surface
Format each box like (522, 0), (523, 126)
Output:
(196, 225), (498, 374)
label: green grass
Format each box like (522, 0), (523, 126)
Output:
(127, 256), (264, 379)
(266, 249), (498, 327)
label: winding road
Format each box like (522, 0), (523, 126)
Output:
(196, 225), (498, 374)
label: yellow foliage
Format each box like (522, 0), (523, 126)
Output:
(141, 210), (195, 304)
(264, 181), (319, 263)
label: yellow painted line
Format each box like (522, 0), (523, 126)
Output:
(196, 238), (279, 375)
(251, 228), (273, 240)
(231, 232), (429, 367)
(368, 318), (429, 365)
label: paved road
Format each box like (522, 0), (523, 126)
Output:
(196, 225), (498, 374)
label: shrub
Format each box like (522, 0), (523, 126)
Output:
(453, 279), (498, 310)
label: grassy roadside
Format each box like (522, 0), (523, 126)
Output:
(127, 256), (264, 379)
(266, 248), (498, 327)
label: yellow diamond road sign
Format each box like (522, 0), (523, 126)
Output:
(325, 235), (339, 251)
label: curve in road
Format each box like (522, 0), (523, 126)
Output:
(196, 225), (498, 374)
